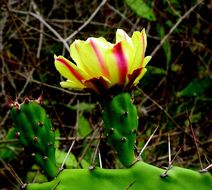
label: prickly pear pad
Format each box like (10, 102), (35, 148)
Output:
(102, 93), (138, 167)
(26, 161), (212, 190)
(10, 100), (57, 179)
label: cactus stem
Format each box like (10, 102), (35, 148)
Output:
(26, 161), (212, 190)
(10, 100), (57, 179)
(103, 93), (138, 167)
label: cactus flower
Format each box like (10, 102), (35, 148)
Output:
(54, 29), (151, 93)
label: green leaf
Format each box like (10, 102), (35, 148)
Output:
(157, 25), (171, 66)
(80, 159), (90, 169)
(125, 0), (156, 21)
(54, 129), (61, 149)
(56, 149), (78, 168)
(56, 149), (90, 169)
(26, 165), (48, 183)
(177, 77), (212, 97)
(184, 113), (202, 127)
(191, 113), (202, 123)
(77, 116), (92, 138)
(68, 102), (96, 113)
(0, 128), (19, 161)
(148, 66), (166, 75)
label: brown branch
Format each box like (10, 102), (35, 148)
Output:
(151, 0), (204, 57)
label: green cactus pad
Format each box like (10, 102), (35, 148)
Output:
(10, 99), (57, 179)
(26, 161), (212, 190)
(102, 93), (138, 167)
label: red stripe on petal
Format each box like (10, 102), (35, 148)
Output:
(141, 32), (145, 65)
(126, 68), (142, 89)
(84, 76), (110, 93)
(113, 43), (128, 84)
(90, 39), (109, 78)
(123, 32), (127, 40)
(56, 57), (84, 81)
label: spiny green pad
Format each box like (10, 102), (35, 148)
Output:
(10, 99), (57, 179)
(26, 161), (212, 190)
(102, 93), (138, 167)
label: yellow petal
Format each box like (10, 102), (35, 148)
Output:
(130, 29), (147, 73)
(132, 56), (151, 85)
(70, 37), (111, 79)
(60, 80), (85, 89)
(104, 41), (133, 85)
(104, 49), (120, 85)
(54, 56), (85, 85)
(116, 29), (132, 45)
(133, 68), (147, 85)
(143, 56), (151, 67)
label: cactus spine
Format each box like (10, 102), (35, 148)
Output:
(102, 93), (138, 167)
(9, 98), (57, 179)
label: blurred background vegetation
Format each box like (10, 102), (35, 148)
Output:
(0, 0), (211, 189)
